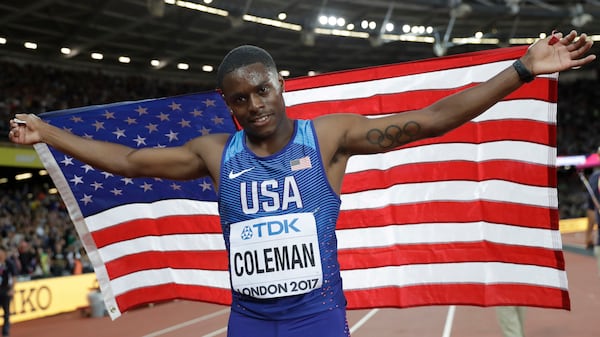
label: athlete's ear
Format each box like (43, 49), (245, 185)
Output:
(278, 75), (285, 94)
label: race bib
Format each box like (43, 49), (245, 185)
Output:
(229, 212), (323, 298)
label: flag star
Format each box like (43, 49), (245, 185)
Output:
(103, 110), (116, 119)
(170, 183), (182, 190)
(121, 177), (134, 185)
(157, 112), (170, 121)
(113, 128), (126, 139)
(135, 106), (148, 115)
(62, 126), (73, 133)
(169, 102), (182, 111)
(91, 181), (104, 190)
(70, 116), (84, 123)
(203, 99), (216, 107)
(81, 164), (94, 173)
(101, 172), (114, 178)
(145, 123), (159, 133)
(140, 182), (153, 192)
(165, 130), (179, 142)
(154, 144), (167, 148)
(190, 108), (203, 117)
(153, 178), (163, 182)
(110, 188), (123, 196)
(134, 135), (147, 146)
(199, 126), (211, 136)
(178, 119), (191, 128)
(125, 117), (137, 125)
(70, 175), (84, 185)
(82, 133), (94, 140)
(211, 116), (224, 125)
(61, 156), (74, 166)
(200, 180), (212, 191)
(80, 194), (93, 205)
(92, 121), (105, 131)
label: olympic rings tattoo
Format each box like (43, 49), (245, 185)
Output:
(366, 121), (421, 149)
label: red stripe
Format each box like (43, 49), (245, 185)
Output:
(339, 242), (565, 270)
(403, 119), (556, 149)
(286, 46), (529, 91)
(287, 79), (555, 119)
(337, 201), (558, 230)
(91, 214), (221, 248)
(343, 160), (556, 194)
(106, 250), (229, 279)
(344, 283), (570, 310)
(116, 284), (232, 314)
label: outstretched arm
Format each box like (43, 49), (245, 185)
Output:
(332, 30), (595, 155)
(8, 113), (224, 180)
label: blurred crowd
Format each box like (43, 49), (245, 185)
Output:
(0, 182), (92, 280)
(0, 58), (598, 279)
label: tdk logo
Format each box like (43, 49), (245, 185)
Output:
(240, 225), (253, 240)
(250, 218), (300, 239)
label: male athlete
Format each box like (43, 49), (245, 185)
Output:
(8, 30), (595, 337)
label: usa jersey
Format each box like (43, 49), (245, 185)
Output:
(219, 119), (346, 320)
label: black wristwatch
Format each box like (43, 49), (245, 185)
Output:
(512, 59), (535, 83)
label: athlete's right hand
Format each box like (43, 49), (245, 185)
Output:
(8, 113), (44, 145)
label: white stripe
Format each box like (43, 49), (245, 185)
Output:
(99, 233), (225, 262)
(340, 262), (568, 290)
(202, 327), (228, 337)
(336, 222), (562, 250)
(85, 199), (219, 231)
(340, 180), (558, 210)
(284, 61), (515, 106)
(111, 268), (230, 296)
(349, 309), (379, 334)
(366, 100), (556, 123)
(472, 100), (557, 124)
(345, 141), (555, 174)
(142, 308), (229, 337)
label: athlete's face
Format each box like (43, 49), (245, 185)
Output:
(221, 62), (288, 140)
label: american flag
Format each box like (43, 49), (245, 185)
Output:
(35, 46), (568, 320)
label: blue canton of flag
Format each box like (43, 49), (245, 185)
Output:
(41, 92), (236, 217)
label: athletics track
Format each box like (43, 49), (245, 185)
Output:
(12, 231), (600, 337)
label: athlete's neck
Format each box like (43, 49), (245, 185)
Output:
(246, 119), (295, 157)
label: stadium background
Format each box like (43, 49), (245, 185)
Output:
(1, 0), (599, 336)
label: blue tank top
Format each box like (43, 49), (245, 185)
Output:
(219, 119), (346, 320)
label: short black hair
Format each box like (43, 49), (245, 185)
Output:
(216, 45), (278, 89)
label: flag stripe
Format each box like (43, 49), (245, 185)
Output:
(336, 222), (562, 250)
(85, 199), (219, 232)
(284, 60), (516, 106)
(343, 284), (569, 310)
(92, 214), (221, 248)
(98, 233), (224, 262)
(338, 242), (564, 270)
(337, 201), (558, 230)
(105, 251), (229, 279)
(285, 46), (529, 91)
(343, 160), (556, 193)
(344, 141), (556, 174)
(340, 180), (557, 210)
(340, 262), (567, 289)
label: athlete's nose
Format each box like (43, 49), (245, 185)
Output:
(248, 93), (264, 112)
